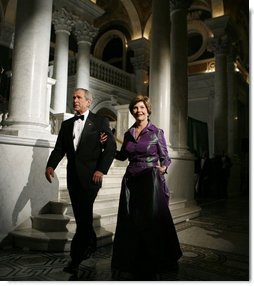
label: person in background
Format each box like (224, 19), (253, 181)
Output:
(45, 88), (116, 275)
(219, 152), (233, 198)
(109, 95), (182, 280)
(196, 151), (212, 199)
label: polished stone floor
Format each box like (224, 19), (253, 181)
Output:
(0, 194), (250, 282)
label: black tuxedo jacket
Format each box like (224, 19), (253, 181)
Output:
(47, 111), (116, 191)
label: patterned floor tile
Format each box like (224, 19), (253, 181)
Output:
(0, 195), (249, 281)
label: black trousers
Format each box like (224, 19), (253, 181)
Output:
(68, 183), (98, 265)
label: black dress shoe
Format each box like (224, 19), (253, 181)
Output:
(63, 261), (79, 275)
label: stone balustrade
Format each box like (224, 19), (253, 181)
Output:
(68, 55), (136, 92)
(0, 112), (8, 129)
(0, 56), (136, 130)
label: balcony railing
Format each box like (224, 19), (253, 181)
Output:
(0, 57), (136, 130)
(68, 55), (136, 92)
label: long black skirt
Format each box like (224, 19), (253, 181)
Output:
(111, 167), (182, 273)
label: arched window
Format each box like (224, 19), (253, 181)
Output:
(93, 30), (128, 71)
(102, 37), (123, 69)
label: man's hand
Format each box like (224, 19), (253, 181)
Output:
(92, 170), (104, 185)
(45, 167), (54, 183)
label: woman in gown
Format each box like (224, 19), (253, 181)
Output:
(111, 95), (182, 278)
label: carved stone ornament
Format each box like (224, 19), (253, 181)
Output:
(73, 20), (98, 44)
(52, 8), (74, 33)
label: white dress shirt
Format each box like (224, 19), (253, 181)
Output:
(73, 110), (89, 150)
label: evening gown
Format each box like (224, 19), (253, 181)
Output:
(111, 122), (182, 274)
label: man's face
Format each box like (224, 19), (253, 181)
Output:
(73, 90), (91, 114)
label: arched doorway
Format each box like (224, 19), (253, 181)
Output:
(96, 107), (117, 132)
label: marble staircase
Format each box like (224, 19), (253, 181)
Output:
(10, 165), (124, 252)
(10, 200), (114, 252)
(9, 163), (201, 251)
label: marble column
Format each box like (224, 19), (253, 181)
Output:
(167, 0), (195, 203)
(206, 16), (230, 155)
(51, 8), (74, 113)
(226, 50), (241, 196)
(211, 35), (229, 154)
(227, 51), (239, 155)
(170, 0), (190, 152)
(149, 0), (197, 209)
(149, 0), (171, 140)
(73, 20), (98, 89)
(1, 0), (53, 136)
(128, 38), (150, 96)
(0, 0), (58, 242)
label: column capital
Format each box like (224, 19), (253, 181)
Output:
(128, 38), (150, 71)
(208, 35), (229, 55)
(52, 8), (74, 34)
(128, 38), (150, 53)
(170, 0), (191, 12)
(130, 55), (149, 71)
(73, 20), (98, 44)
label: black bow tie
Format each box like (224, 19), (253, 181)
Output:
(74, 114), (84, 121)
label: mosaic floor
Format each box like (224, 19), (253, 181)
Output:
(0, 195), (250, 282)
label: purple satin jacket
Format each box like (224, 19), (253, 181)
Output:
(116, 122), (171, 175)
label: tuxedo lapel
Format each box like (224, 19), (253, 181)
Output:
(67, 118), (76, 151)
(77, 114), (95, 149)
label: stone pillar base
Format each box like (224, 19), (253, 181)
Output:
(0, 125), (53, 139)
(0, 135), (59, 241)
(167, 148), (196, 204)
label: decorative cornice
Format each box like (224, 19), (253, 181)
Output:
(205, 15), (230, 38)
(53, 0), (104, 23)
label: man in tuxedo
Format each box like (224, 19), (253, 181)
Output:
(45, 88), (116, 274)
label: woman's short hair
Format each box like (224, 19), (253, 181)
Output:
(129, 95), (152, 115)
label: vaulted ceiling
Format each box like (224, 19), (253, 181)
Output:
(0, 0), (249, 68)
(1, 0), (248, 38)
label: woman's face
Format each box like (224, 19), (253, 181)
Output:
(132, 101), (148, 122)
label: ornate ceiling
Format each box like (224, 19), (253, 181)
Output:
(0, 1), (248, 39)
(96, 0), (152, 27)
(0, 0), (249, 68)
(94, 0), (152, 40)
(94, 0), (248, 39)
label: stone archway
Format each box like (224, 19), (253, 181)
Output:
(97, 107), (116, 121)
(120, 0), (142, 39)
(93, 29), (128, 70)
(96, 107), (117, 131)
